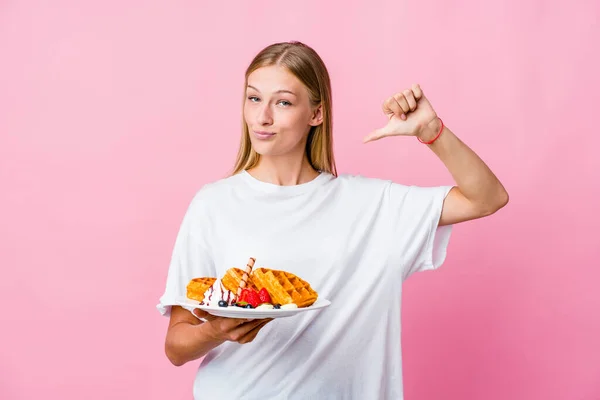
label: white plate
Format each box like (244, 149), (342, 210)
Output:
(176, 296), (331, 320)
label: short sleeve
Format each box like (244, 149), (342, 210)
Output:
(388, 183), (454, 280)
(156, 190), (216, 317)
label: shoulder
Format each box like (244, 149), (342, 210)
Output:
(332, 173), (451, 201)
(323, 173), (401, 204)
(194, 173), (243, 196)
(333, 173), (397, 191)
(186, 173), (245, 214)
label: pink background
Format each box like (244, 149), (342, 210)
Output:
(1, 1), (599, 399)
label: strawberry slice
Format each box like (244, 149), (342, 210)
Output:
(237, 288), (249, 304)
(258, 288), (272, 304)
(245, 288), (261, 308)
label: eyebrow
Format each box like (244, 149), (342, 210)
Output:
(246, 85), (297, 97)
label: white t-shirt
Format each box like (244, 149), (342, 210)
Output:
(157, 170), (453, 400)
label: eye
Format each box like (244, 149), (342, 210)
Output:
(247, 96), (260, 102)
(277, 100), (292, 107)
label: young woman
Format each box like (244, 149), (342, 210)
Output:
(157, 41), (508, 399)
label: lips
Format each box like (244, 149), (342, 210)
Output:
(253, 131), (276, 140)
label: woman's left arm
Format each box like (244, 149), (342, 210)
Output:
(363, 84), (509, 226)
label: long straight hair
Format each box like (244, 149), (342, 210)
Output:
(231, 41), (337, 176)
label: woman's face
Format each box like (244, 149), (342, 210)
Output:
(244, 65), (322, 158)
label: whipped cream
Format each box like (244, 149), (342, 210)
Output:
(280, 303), (298, 310)
(199, 280), (236, 307)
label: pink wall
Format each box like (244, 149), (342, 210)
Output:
(1, 1), (598, 399)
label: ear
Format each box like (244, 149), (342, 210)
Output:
(309, 104), (323, 126)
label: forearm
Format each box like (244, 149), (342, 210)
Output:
(165, 322), (224, 366)
(421, 120), (508, 213)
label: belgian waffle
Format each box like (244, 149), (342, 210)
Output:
(186, 277), (217, 303)
(251, 267), (318, 308)
(221, 268), (259, 293)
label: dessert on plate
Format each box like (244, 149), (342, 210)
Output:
(185, 257), (318, 310)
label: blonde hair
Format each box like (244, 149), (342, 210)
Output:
(231, 41), (337, 176)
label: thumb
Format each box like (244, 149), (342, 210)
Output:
(193, 308), (211, 320)
(363, 126), (391, 143)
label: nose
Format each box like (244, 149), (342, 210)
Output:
(257, 103), (273, 126)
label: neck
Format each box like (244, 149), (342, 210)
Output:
(247, 154), (319, 186)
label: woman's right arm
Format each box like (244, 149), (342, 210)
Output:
(165, 306), (272, 366)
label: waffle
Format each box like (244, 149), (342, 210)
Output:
(251, 268), (318, 308)
(186, 277), (216, 303)
(221, 268), (258, 293)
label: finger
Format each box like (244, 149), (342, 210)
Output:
(202, 317), (252, 342)
(393, 93), (410, 116)
(403, 89), (417, 111)
(218, 317), (254, 332)
(204, 316), (248, 335)
(225, 319), (268, 342)
(412, 83), (423, 99)
(363, 128), (383, 143)
(193, 309), (215, 321)
(237, 319), (273, 344)
(227, 318), (266, 337)
(382, 96), (404, 118)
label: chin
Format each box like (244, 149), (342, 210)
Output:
(250, 142), (278, 156)
(253, 147), (283, 157)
